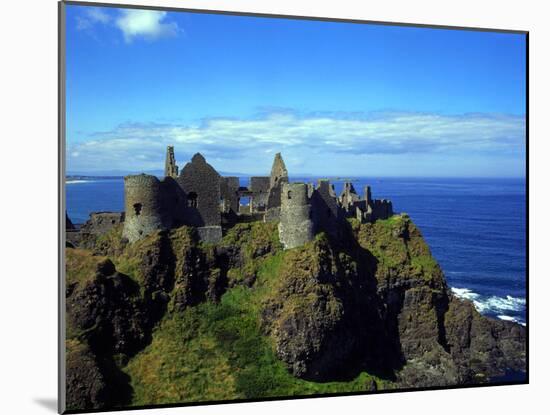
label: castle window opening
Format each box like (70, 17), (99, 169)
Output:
(133, 203), (142, 216)
(188, 192), (198, 208)
(239, 196), (251, 206)
(287, 191), (292, 200)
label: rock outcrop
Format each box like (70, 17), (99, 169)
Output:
(260, 215), (525, 383)
(66, 339), (110, 410)
(64, 215), (526, 410)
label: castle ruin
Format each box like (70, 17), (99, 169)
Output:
(67, 147), (394, 249)
(279, 183), (314, 249)
(164, 145), (179, 178)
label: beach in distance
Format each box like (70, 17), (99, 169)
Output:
(67, 175), (526, 326)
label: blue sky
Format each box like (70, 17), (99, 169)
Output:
(65, 4), (526, 177)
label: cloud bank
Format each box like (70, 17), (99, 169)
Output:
(67, 110), (525, 175)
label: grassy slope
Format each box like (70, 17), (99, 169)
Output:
(122, 223), (383, 405)
(66, 249), (109, 286)
(350, 215), (441, 284)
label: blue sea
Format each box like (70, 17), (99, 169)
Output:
(66, 177), (527, 325)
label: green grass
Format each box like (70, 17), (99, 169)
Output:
(66, 214), (453, 407)
(68, 221), (398, 406)
(221, 222), (281, 261)
(124, 247), (383, 405)
(65, 249), (109, 285)
(376, 214), (404, 228)
(411, 254), (440, 277)
(92, 224), (125, 254)
(350, 213), (445, 287)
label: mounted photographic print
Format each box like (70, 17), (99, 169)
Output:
(59, 1), (528, 413)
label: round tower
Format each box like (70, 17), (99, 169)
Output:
(278, 183), (314, 249)
(122, 174), (167, 243)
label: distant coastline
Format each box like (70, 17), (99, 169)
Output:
(66, 175), (122, 184)
(67, 175), (122, 181)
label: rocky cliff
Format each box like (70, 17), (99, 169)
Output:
(65, 215), (526, 410)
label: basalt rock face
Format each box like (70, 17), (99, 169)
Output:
(260, 235), (386, 380)
(66, 340), (109, 410)
(171, 244), (227, 311)
(65, 226), (232, 409)
(444, 296), (526, 382)
(167, 227), (230, 311)
(66, 338), (133, 411)
(66, 256), (149, 357)
(65, 232), (178, 410)
(261, 215), (525, 384)
(352, 215), (526, 385)
(64, 217), (526, 410)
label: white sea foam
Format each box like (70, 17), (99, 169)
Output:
(447, 271), (466, 275)
(478, 295), (526, 313)
(451, 287), (526, 325)
(497, 315), (526, 326)
(450, 287), (479, 301)
(66, 180), (92, 184)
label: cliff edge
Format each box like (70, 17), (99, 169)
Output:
(65, 214), (526, 410)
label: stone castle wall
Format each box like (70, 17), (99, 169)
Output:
(123, 174), (168, 243)
(220, 177), (240, 215)
(164, 145), (178, 178)
(250, 176), (270, 212)
(177, 153), (221, 228)
(311, 179), (342, 238)
(370, 199), (393, 221)
(81, 212), (125, 235)
(112, 148), (395, 248)
(278, 183), (314, 249)
(266, 152), (289, 220)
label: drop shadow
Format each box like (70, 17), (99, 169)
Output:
(33, 398), (57, 412)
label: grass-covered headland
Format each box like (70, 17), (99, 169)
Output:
(65, 215), (526, 411)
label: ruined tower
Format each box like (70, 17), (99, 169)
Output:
(339, 182), (360, 213)
(278, 183), (314, 249)
(265, 153), (289, 221)
(164, 145), (178, 178)
(269, 152), (288, 188)
(364, 185), (372, 205)
(122, 174), (168, 243)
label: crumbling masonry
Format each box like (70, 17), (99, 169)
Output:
(67, 147), (394, 249)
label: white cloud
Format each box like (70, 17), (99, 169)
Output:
(115, 10), (179, 43)
(76, 7), (111, 31)
(75, 8), (180, 43)
(67, 110), (525, 174)
(87, 8), (111, 24)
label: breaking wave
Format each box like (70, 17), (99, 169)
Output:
(450, 287), (526, 326)
(66, 180), (93, 184)
(497, 315), (525, 325)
